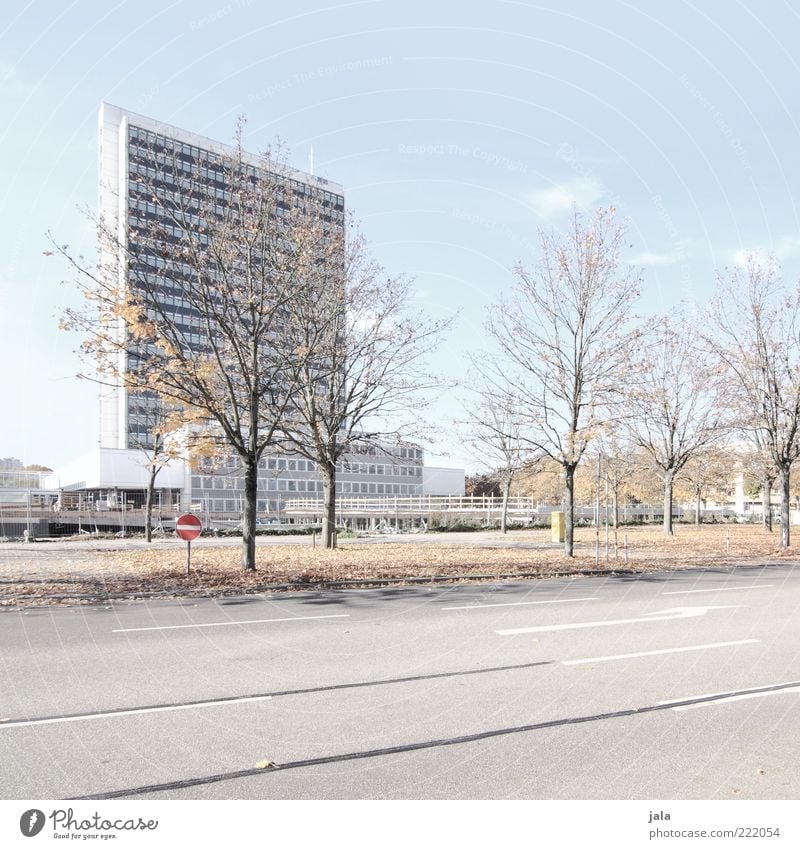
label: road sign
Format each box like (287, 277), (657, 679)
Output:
(176, 514), (202, 575)
(175, 514), (202, 541)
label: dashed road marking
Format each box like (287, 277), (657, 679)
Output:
(443, 597), (598, 611)
(562, 639), (759, 665)
(663, 585), (774, 596)
(0, 695), (274, 728)
(112, 613), (349, 633)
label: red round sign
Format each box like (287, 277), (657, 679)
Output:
(175, 513), (202, 541)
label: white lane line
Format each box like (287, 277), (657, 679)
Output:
(0, 695), (273, 729)
(443, 597), (598, 611)
(660, 684), (800, 711)
(562, 639), (759, 666)
(663, 585), (774, 596)
(112, 613), (349, 633)
(495, 605), (744, 636)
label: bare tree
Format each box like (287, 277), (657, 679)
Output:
(459, 387), (532, 533)
(483, 206), (641, 555)
(622, 313), (724, 536)
(706, 256), (800, 547)
(276, 224), (448, 548)
(58, 130), (334, 569)
(596, 434), (640, 528)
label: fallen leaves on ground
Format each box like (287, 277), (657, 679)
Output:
(1, 525), (796, 607)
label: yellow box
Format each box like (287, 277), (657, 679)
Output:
(551, 511), (565, 543)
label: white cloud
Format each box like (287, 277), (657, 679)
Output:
(529, 177), (604, 221)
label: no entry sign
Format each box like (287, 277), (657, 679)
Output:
(175, 514), (202, 541)
(176, 513), (202, 574)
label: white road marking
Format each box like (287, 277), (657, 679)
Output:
(112, 613), (349, 633)
(0, 695), (274, 728)
(442, 597), (598, 611)
(562, 639), (759, 666)
(660, 684), (800, 711)
(663, 584), (774, 596)
(495, 605), (744, 636)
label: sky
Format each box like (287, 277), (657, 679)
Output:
(2, 0), (800, 475)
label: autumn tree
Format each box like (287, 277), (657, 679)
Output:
(675, 445), (732, 525)
(622, 313), (724, 536)
(58, 130), (333, 570)
(275, 224), (447, 549)
(483, 206), (641, 555)
(739, 438), (778, 531)
(706, 256), (800, 547)
(515, 458), (564, 505)
(465, 473), (501, 497)
(128, 395), (183, 542)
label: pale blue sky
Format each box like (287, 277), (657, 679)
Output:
(2, 0), (800, 472)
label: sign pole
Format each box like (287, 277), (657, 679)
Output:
(187, 539), (191, 576)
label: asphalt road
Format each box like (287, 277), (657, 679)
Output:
(2, 563), (799, 800)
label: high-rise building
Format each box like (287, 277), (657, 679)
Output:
(98, 102), (346, 451)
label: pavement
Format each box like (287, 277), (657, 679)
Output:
(1, 562), (799, 799)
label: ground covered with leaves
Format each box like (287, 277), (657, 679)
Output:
(1, 524), (796, 608)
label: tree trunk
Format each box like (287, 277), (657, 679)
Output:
(695, 486), (701, 526)
(779, 464), (791, 549)
(241, 459), (257, 570)
(321, 462), (337, 549)
(501, 477), (511, 534)
(663, 470), (674, 536)
(145, 465), (157, 543)
(564, 464), (576, 557)
(763, 475), (774, 532)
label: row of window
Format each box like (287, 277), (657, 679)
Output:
(127, 126), (344, 208)
(192, 480), (424, 502)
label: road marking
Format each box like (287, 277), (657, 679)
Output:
(495, 605), (744, 636)
(112, 613), (349, 633)
(562, 639), (759, 666)
(663, 584), (774, 596)
(0, 695), (274, 728)
(442, 597), (598, 611)
(659, 682), (800, 711)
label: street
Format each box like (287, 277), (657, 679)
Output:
(2, 563), (799, 799)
